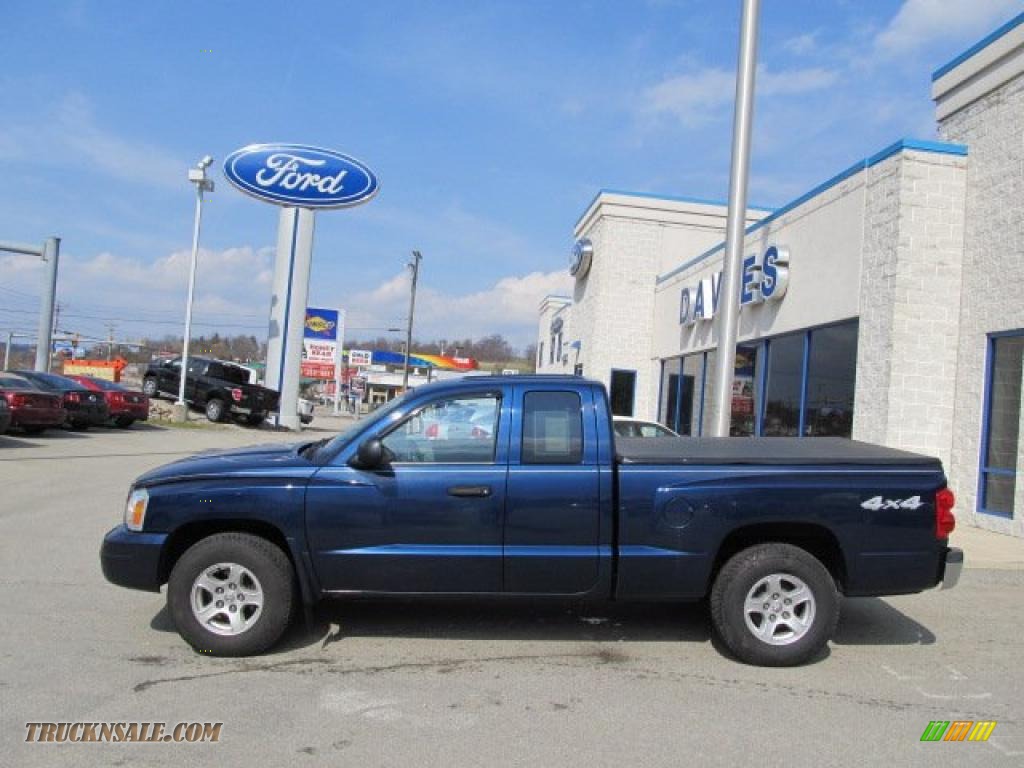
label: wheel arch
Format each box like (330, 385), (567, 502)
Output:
(159, 519), (316, 605)
(711, 522), (847, 593)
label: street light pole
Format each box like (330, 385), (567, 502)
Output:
(175, 156), (215, 421)
(401, 250), (422, 392)
(709, 0), (761, 437)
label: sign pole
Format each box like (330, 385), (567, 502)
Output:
(266, 207), (316, 430)
(333, 309), (345, 416)
(709, 0), (761, 437)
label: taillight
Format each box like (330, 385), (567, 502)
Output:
(9, 393), (25, 407)
(425, 423), (439, 439)
(231, 388), (243, 402)
(935, 487), (956, 539)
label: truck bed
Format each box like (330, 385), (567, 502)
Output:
(615, 436), (942, 468)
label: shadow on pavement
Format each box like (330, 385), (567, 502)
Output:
(832, 597), (936, 645)
(151, 599), (714, 654)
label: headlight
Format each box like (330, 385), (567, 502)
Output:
(124, 487), (149, 531)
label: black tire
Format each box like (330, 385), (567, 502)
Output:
(205, 398), (226, 423)
(167, 533), (296, 657)
(22, 425), (46, 435)
(244, 412), (265, 427)
(115, 416), (135, 428)
(710, 543), (839, 667)
(70, 420), (90, 431)
(142, 377), (158, 398)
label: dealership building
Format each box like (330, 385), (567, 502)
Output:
(537, 13), (1024, 537)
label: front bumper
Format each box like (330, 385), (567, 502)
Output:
(100, 525), (168, 592)
(941, 547), (964, 590)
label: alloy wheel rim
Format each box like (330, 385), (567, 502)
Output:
(190, 562), (264, 636)
(742, 572), (815, 646)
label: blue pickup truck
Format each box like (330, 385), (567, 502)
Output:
(101, 375), (962, 666)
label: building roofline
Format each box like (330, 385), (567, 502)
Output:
(932, 11), (1024, 81)
(574, 188), (775, 232)
(655, 138), (968, 286)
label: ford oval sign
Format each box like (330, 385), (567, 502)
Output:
(223, 144), (379, 209)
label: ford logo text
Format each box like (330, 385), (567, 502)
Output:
(223, 144), (379, 209)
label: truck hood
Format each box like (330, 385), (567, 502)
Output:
(134, 441), (318, 487)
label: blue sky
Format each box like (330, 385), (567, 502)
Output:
(0, 0), (1020, 350)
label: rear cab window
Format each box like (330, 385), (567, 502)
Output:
(522, 391), (584, 464)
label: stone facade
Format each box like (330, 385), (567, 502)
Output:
(852, 151), (968, 471)
(937, 28), (1024, 535)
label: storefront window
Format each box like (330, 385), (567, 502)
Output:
(730, 344), (760, 437)
(804, 322), (858, 437)
(700, 350), (718, 436)
(981, 333), (1023, 517)
(659, 358), (681, 429)
(763, 334), (805, 436)
(679, 355), (702, 435)
(609, 369), (637, 417)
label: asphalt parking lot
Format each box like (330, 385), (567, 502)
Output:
(1, 421), (1023, 767)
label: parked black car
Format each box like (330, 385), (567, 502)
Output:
(142, 357), (279, 424)
(14, 370), (110, 429)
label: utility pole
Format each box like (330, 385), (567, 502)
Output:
(401, 250), (422, 392)
(709, 0), (761, 437)
(3, 330), (12, 370)
(106, 322), (116, 361)
(50, 302), (62, 372)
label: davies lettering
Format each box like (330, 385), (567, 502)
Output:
(680, 245), (790, 326)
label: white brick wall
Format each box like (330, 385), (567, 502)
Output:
(939, 69), (1024, 535)
(852, 151), (968, 473)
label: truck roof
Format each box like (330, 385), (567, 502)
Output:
(414, 374), (599, 392)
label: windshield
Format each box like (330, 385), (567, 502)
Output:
(21, 372), (80, 390)
(318, 391), (413, 459)
(88, 378), (126, 392)
(0, 374), (40, 390)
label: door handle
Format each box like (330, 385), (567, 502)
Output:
(447, 485), (492, 498)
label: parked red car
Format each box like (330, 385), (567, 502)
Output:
(65, 375), (149, 428)
(0, 372), (66, 434)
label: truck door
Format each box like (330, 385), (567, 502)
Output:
(186, 359), (207, 403)
(305, 389), (509, 593)
(503, 386), (601, 594)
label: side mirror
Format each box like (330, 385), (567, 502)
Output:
(353, 437), (386, 469)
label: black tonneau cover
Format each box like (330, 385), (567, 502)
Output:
(616, 437), (942, 468)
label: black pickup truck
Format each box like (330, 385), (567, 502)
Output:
(142, 357), (279, 424)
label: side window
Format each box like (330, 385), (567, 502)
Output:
(382, 395), (500, 463)
(522, 391), (583, 464)
(188, 360), (207, 376)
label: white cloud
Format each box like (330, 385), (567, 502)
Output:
(782, 32), (819, 56)
(642, 66), (839, 126)
(342, 269), (574, 348)
(875, 0), (1021, 56)
(1, 244), (567, 350)
(0, 92), (186, 190)
(0, 245), (275, 341)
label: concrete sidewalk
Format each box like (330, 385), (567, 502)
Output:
(950, 524), (1024, 570)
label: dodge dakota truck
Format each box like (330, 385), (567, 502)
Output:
(101, 375), (962, 666)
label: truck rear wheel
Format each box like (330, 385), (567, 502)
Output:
(710, 543), (838, 667)
(205, 398), (226, 422)
(167, 533), (296, 657)
(142, 377), (158, 398)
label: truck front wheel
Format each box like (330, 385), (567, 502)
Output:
(167, 533), (296, 657)
(710, 543), (839, 667)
